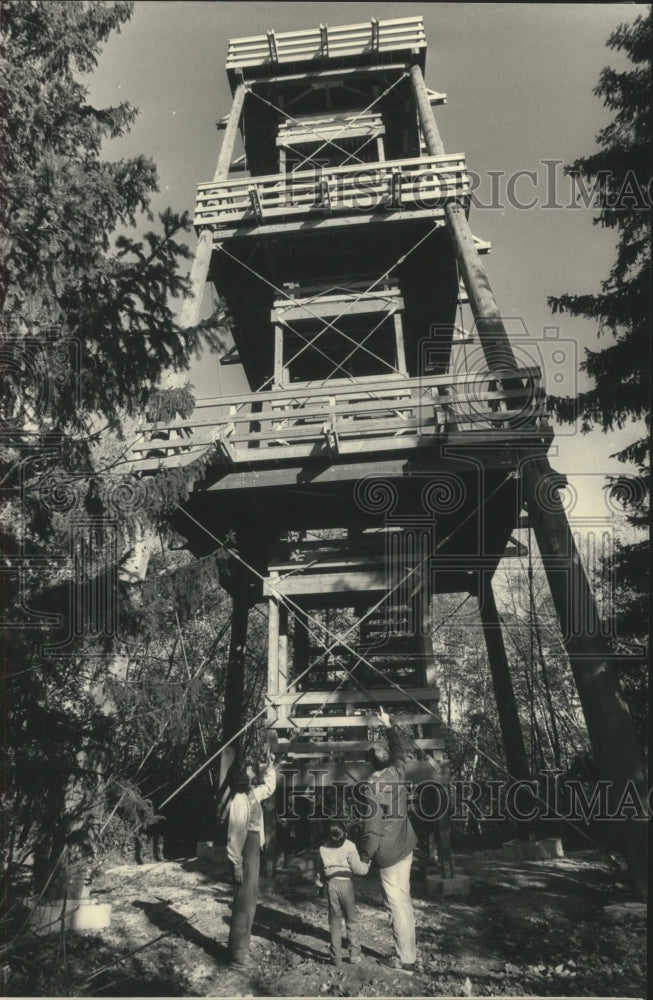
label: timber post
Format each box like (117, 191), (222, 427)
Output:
(478, 577), (536, 842)
(409, 62), (518, 370)
(416, 579), (454, 876)
(218, 586), (251, 806)
(411, 56), (647, 896)
(521, 455), (648, 899)
(177, 80), (247, 331)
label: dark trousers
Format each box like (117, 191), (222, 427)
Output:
(228, 831), (261, 963)
(327, 877), (361, 966)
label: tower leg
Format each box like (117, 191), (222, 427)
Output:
(178, 81), (247, 331)
(409, 63), (516, 369)
(478, 578), (535, 841)
(417, 579), (454, 877)
(410, 60), (646, 899)
(263, 585), (285, 875)
(265, 603), (287, 874)
(218, 589), (250, 817)
(522, 456), (648, 900)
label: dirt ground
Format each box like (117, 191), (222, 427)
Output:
(8, 849), (647, 997)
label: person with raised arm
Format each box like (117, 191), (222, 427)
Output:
(359, 706), (418, 975)
(226, 745), (278, 967)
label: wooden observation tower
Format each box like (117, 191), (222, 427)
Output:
(125, 16), (647, 897)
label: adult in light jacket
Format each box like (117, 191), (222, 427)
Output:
(359, 707), (418, 974)
(226, 747), (277, 966)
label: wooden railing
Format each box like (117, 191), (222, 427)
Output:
(194, 154), (469, 232)
(226, 16), (426, 71)
(277, 112), (384, 147)
(125, 369), (545, 473)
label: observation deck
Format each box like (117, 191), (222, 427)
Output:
(125, 368), (546, 476)
(225, 16), (427, 88)
(194, 153), (469, 237)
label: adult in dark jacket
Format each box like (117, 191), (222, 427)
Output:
(359, 707), (417, 974)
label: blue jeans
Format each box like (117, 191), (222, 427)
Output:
(378, 852), (416, 964)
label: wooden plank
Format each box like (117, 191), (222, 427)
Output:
(195, 177), (467, 219)
(269, 554), (391, 573)
(167, 368), (541, 413)
(239, 63), (408, 85)
(264, 570), (388, 597)
(272, 297), (400, 323)
(129, 387), (539, 448)
(128, 418), (547, 469)
(198, 446), (529, 492)
(270, 738), (444, 754)
(269, 712), (436, 729)
(278, 112), (383, 129)
(277, 122), (385, 146)
(204, 208), (448, 239)
(271, 686), (440, 706)
(195, 189), (465, 226)
(273, 284), (401, 306)
(124, 422), (548, 473)
(196, 152), (466, 192)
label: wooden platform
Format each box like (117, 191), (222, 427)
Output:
(124, 368), (544, 474)
(195, 154), (469, 235)
(225, 16), (427, 88)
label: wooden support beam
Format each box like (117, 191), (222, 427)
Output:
(270, 733), (444, 764)
(213, 429), (237, 466)
(371, 17), (380, 51)
(272, 296), (402, 323)
(248, 186), (264, 223)
(244, 63), (408, 86)
(218, 588), (251, 810)
(390, 167), (403, 209)
(264, 570), (387, 597)
(222, 591), (251, 746)
(323, 415), (339, 457)
(278, 604), (289, 723)
(270, 712), (435, 729)
(426, 88), (447, 105)
(478, 578), (535, 843)
(415, 585), (453, 877)
(409, 64), (517, 372)
(273, 323), (284, 386)
(293, 606), (310, 675)
(178, 81), (246, 332)
(271, 686), (441, 706)
(267, 29), (278, 63)
(411, 59), (647, 898)
(206, 208), (448, 239)
(521, 455), (648, 899)
(267, 579), (280, 725)
(320, 178), (332, 215)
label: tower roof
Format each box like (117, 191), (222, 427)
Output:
(226, 15), (426, 88)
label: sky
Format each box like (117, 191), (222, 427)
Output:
(84, 1), (646, 522)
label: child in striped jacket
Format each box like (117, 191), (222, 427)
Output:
(315, 821), (370, 967)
